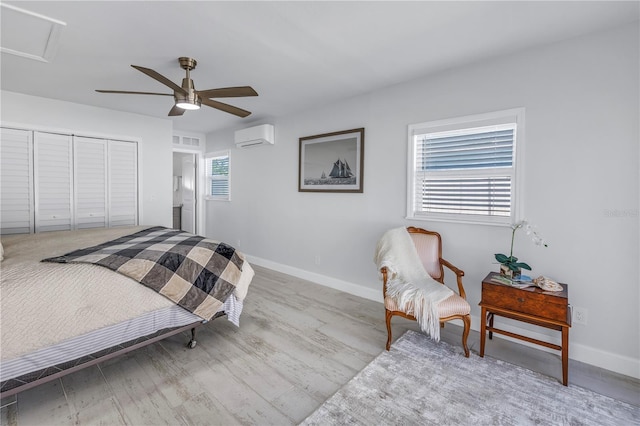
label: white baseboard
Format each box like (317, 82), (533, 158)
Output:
(248, 255), (381, 302)
(247, 255), (640, 380)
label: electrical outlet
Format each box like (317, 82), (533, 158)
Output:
(573, 306), (588, 325)
(314, 255), (321, 265)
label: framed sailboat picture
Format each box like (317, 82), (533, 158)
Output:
(299, 128), (364, 193)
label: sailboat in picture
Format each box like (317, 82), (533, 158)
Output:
(329, 159), (353, 179)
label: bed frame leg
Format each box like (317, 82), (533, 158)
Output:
(186, 328), (197, 349)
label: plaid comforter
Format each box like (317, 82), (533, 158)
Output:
(43, 227), (246, 321)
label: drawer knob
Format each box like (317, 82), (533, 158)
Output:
(517, 297), (525, 303)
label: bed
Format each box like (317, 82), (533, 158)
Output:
(0, 226), (254, 398)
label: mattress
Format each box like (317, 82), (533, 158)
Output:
(1, 298), (241, 383)
(0, 226), (251, 384)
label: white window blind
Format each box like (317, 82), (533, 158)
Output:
(205, 151), (230, 201)
(408, 109), (523, 225)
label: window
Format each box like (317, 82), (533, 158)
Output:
(407, 109), (524, 226)
(205, 150), (230, 201)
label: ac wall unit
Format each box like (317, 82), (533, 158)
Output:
(234, 124), (275, 148)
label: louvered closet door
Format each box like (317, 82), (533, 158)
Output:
(0, 128), (34, 234)
(34, 132), (74, 232)
(108, 140), (138, 227)
(74, 136), (107, 229)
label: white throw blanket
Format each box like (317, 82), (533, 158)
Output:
(374, 227), (453, 341)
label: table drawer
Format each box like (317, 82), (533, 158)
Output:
(482, 282), (567, 322)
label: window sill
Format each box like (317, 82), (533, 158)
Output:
(406, 214), (512, 227)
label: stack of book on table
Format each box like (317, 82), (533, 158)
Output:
(490, 274), (535, 289)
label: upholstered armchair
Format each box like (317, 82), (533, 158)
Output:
(380, 226), (471, 357)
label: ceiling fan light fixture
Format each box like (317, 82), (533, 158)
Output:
(176, 100), (200, 110)
(175, 93), (201, 110)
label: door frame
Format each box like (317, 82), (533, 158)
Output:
(172, 148), (204, 235)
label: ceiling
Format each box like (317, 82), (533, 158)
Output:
(1, 1), (638, 134)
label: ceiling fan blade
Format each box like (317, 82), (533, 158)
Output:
(168, 105), (185, 116)
(200, 98), (251, 118)
(96, 90), (172, 96)
(196, 86), (258, 99)
(131, 65), (186, 95)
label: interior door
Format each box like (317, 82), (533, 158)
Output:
(34, 132), (74, 232)
(108, 140), (138, 227)
(0, 128), (34, 234)
(74, 136), (107, 229)
(181, 154), (196, 233)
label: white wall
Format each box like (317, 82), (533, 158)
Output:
(1, 91), (174, 227)
(206, 23), (639, 377)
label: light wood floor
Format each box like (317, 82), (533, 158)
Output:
(2, 265), (638, 425)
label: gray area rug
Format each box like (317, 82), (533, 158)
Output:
(301, 330), (639, 425)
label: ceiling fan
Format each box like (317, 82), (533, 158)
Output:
(96, 57), (258, 117)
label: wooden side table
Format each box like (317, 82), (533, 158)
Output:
(479, 272), (572, 385)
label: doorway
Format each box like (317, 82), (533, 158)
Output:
(172, 151), (197, 234)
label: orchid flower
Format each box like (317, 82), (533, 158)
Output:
(524, 221), (548, 248)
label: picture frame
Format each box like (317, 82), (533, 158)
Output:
(298, 128), (364, 193)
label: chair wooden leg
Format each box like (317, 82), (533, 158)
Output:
(385, 309), (393, 351)
(461, 314), (471, 358)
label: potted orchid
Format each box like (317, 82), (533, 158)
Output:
(495, 220), (547, 278)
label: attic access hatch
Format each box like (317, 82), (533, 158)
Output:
(235, 124), (275, 148)
(0, 3), (66, 62)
